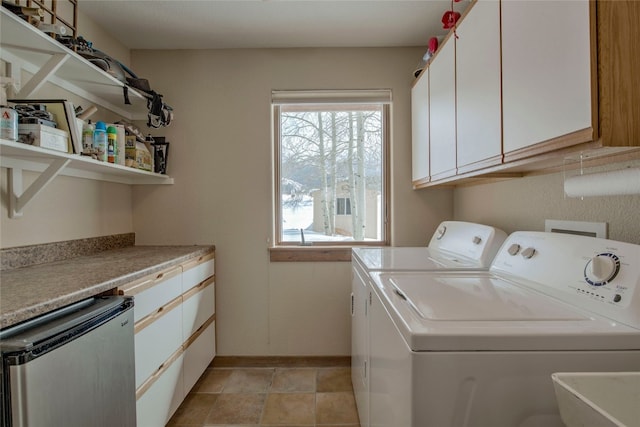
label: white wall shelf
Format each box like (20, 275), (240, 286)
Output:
(1, 139), (173, 218)
(1, 8), (175, 219)
(0, 8), (148, 120)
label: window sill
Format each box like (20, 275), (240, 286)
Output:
(269, 246), (352, 262)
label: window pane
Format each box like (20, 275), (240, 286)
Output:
(278, 104), (385, 244)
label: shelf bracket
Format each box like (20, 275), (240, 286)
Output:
(16, 52), (69, 98)
(7, 158), (71, 218)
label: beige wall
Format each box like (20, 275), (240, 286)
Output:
(453, 159), (640, 244)
(0, 173), (133, 247)
(129, 48), (453, 356)
(77, 9), (130, 68)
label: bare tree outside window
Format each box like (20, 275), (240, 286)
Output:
(274, 101), (388, 245)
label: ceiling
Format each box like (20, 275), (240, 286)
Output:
(78, 0), (470, 50)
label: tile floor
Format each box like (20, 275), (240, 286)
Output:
(167, 366), (360, 427)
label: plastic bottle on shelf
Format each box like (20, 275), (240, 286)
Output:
(93, 121), (107, 161)
(107, 125), (117, 163)
(0, 78), (18, 141)
(0, 106), (17, 142)
(81, 120), (94, 154)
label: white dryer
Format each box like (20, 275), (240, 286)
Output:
(368, 231), (640, 427)
(353, 220), (507, 272)
(351, 221), (507, 427)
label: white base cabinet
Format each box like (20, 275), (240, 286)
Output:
(135, 300), (183, 389)
(136, 352), (185, 427)
(184, 320), (217, 394)
(120, 251), (215, 427)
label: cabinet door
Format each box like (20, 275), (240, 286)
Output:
(182, 255), (215, 294)
(502, 0), (593, 158)
(136, 353), (184, 427)
(429, 39), (457, 180)
(411, 70), (430, 184)
(135, 301), (183, 388)
(184, 319), (216, 394)
(182, 277), (215, 340)
(456, 0), (502, 172)
(121, 267), (182, 323)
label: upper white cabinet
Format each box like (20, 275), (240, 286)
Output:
(456, 0), (502, 173)
(428, 38), (457, 181)
(412, 0), (640, 188)
(501, 0), (593, 158)
(411, 69), (430, 185)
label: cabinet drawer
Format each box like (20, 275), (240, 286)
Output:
(184, 318), (216, 394)
(121, 266), (182, 323)
(182, 255), (215, 293)
(136, 352), (184, 427)
(135, 301), (182, 388)
(182, 277), (215, 340)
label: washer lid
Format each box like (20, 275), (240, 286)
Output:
(352, 247), (484, 271)
(390, 275), (583, 321)
(372, 271), (640, 351)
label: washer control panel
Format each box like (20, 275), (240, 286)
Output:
(491, 231), (640, 328)
(584, 253), (620, 286)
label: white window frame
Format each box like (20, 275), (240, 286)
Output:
(271, 89), (391, 252)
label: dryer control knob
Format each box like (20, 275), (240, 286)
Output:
(507, 244), (521, 256)
(473, 236), (482, 245)
(521, 247), (536, 259)
(436, 226), (447, 240)
(585, 253), (620, 286)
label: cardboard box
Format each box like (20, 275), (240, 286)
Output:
(18, 124), (70, 153)
(125, 135), (152, 171)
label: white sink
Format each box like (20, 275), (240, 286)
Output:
(552, 372), (640, 427)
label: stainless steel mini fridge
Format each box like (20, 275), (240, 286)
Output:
(0, 296), (136, 427)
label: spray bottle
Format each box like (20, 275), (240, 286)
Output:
(0, 77), (18, 141)
(107, 125), (117, 163)
(93, 121), (108, 161)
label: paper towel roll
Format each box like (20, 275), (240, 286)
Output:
(564, 168), (640, 197)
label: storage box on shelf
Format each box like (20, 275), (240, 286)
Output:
(411, 0), (640, 189)
(119, 251), (215, 427)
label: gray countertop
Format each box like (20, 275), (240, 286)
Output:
(0, 245), (214, 329)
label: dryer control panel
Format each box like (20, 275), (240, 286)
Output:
(490, 232), (640, 329)
(427, 221), (507, 266)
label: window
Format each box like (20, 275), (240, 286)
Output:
(336, 198), (351, 216)
(272, 90), (390, 247)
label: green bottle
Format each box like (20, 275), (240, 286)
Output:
(107, 125), (118, 163)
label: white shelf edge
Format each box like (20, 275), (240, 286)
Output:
(0, 139), (174, 185)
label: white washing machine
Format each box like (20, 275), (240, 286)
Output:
(351, 221), (507, 427)
(368, 231), (640, 427)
